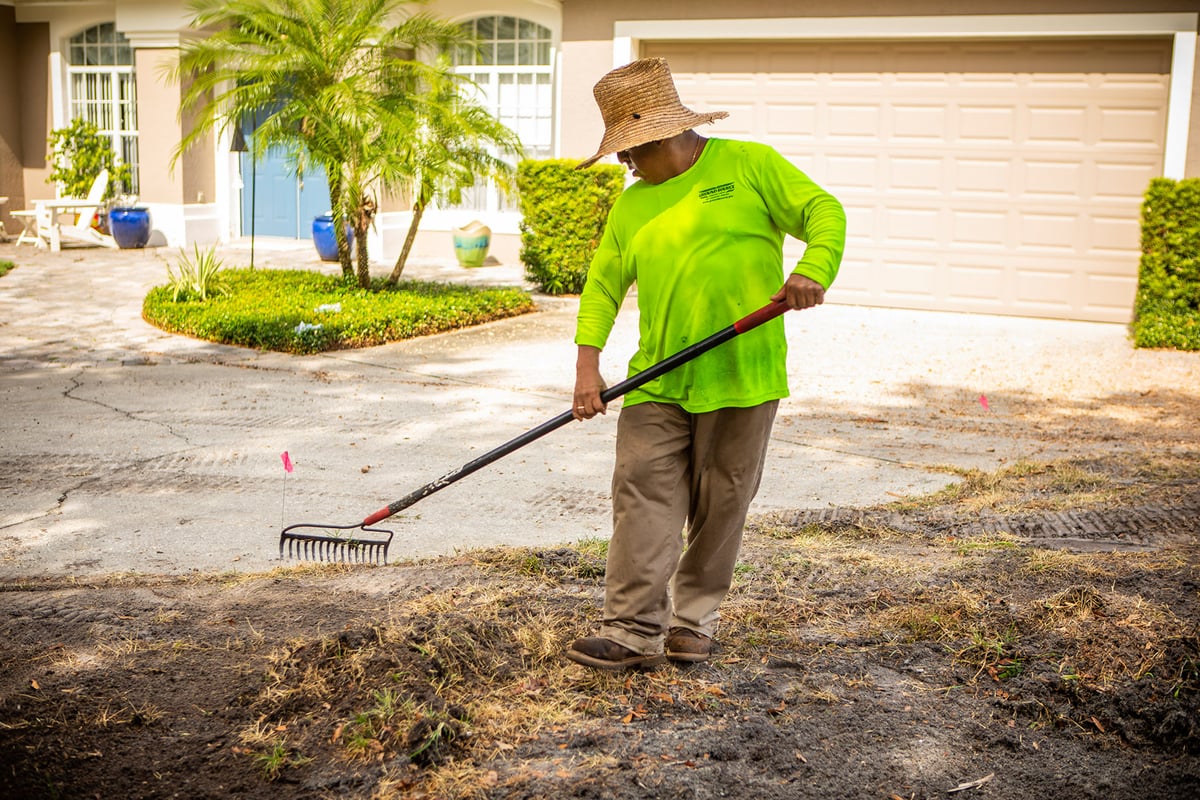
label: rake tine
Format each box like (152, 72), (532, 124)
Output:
(279, 522), (394, 564)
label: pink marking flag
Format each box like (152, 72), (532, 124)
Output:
(978, 394), (991, 412)
(281, 451), (294, 473)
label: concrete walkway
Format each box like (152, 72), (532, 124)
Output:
(1, 239), (1197, 578)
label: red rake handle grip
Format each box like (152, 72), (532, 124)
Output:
(362, 299), (790, 526)
(734, 299), (789, 333)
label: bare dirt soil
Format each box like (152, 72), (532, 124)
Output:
(1, 448), (1197, 800)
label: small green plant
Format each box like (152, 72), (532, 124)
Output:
(342, 688), (414, 758)
(572, 537), (608, 578)
(0, 259), (14, 278)
(955, 624), (1023, 680)
(407, 716), (458, 764)
(255, 741), (312, 781)
(167, 244), (226, 302)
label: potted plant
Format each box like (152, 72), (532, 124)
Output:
(107, 191), (151, 249)
(312, 214), (354, 262)
(48, 119), (133, 233)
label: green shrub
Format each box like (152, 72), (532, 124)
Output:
(0, 260), (14, 278)
(143, 269), (536, 354)
(517, 159), (625, 295)
(1133, 178), (1200, 350)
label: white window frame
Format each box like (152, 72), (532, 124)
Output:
(444, 14), (556, 227)
(65, 22), (139, 193)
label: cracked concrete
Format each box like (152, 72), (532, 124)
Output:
(2, 239), (1198, 578)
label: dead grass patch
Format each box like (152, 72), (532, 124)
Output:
(918, 459), (1116, 514)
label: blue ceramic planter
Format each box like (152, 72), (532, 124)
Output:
(312, 215), (353, 262)
(108, 207), (151, 249)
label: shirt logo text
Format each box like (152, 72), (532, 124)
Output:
(698, 182), (735, 204)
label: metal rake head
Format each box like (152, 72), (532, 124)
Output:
(279, 523), (394, 564)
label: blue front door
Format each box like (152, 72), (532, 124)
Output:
(240, 119), (331, 239)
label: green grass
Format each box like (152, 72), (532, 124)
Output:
(0, 259), (14, 278)
(142, 268), (536, 354)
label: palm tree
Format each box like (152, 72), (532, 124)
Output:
(385, 61), (524, 283)
(169, 0), (472, 286)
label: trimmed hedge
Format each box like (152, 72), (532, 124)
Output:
(143, 269), (536, 355)
(1133, 178), (1200, 350)
(517, 159), (625, 295)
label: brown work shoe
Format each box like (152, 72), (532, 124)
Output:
(666, 627), (714, 663)
(565, 637), (666, 671)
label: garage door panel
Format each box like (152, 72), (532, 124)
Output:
(820, 255), (872, 300)
(947, 264), (1009, 306)
(827, 104), (884, 139)
(882, 260), (939, 298)
(766, 51), (823, 75)
(958, 106), (1019, 142)
(1027, 72), (1095, 90)
(954, 159), (1012, 195)
(841, 204), (878, 244)
(1015, 268), (1075, 311)
(705, 51), (760, 74)
(1022, 160), (1085, 199)
(1084, 273), (1141, 316)
(1018, 213), (1080, 251)
(890, 156), (945, 193)
(885, 207), (941, 244)
(892, 105), (948, 141)
(1026, 106), (1089, 143)
(827, 46), (889, 75)
(1094, 160), (1160, 199)
(825, 154), (879, 187)
(765, 103), (817, 139)
(710, 101), (757, 137)
(1098, 107), (1166, 148)
(645, 38), (1169, 322)
(952, 211), (1008, 248)
(1088, 215), (1141, 254)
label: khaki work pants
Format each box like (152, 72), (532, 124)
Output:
(598, 400), (778, 655)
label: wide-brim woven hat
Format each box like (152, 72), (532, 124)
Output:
(576, 57), (728, 169)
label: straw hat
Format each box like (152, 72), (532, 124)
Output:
(576, 58), (728, 169)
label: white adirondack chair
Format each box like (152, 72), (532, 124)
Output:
(31, 169), (117, 251)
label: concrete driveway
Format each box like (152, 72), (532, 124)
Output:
(2, 239), (1197, 578)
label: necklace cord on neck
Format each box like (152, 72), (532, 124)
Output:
(688, 134), (702, 169)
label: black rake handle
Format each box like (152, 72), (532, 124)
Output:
(361, 300), (790, 526)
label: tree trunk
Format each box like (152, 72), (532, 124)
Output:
(353, 195), (376, 289)
(355, 223), (371, 288)
(328, 182), (352, 280)
(387, 199), (425, 284)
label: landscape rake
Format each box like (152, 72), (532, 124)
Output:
(279, 299), (791, 563)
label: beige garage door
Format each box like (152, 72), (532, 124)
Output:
(646, 39), (1171, 322)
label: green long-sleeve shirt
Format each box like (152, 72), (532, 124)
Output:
(575, 138), (846, 413)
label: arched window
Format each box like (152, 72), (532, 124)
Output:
(67, 23), (139, 193)
(453, 16), (554, 212)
